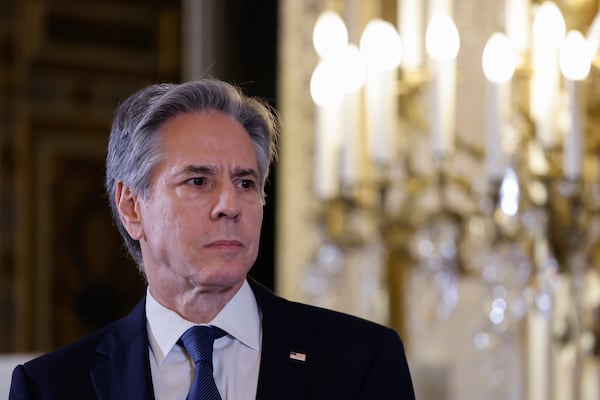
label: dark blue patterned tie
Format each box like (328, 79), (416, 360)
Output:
(180, 326), (227, 400)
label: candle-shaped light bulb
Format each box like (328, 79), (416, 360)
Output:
(313, 11), (348, 59)
(533, 2), (566, 49)
(426, 13), (460, 157)
(482, 33), (516, 180)
(398, 0), (423, 70)
(360, 19), (402, 165)
(560, 30), (590, 181)
(339, 44), (365, 189)
(360, 19), (403, 71)
(482, 33), (517, 83)
(559, 30), (592, 81)
(531, 1), (565, 149)
(311, 58), (344, 199)
(505, 0), (530, 55)
(426, 13), (460, 62)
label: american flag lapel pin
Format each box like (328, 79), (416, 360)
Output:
(289, 351), (307, 362)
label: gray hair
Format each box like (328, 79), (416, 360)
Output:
(105, 79), (279, 269)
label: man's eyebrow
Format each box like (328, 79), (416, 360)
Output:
(181, 165), (218, 175)
(180, 165), (258, 179)
(232, 167), (259, 179)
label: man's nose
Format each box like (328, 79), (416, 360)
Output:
(210, 183), (242, 221)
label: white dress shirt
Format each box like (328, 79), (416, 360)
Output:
(146, 280), (262, 400)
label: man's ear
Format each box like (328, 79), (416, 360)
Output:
(115, 181), (144, 240)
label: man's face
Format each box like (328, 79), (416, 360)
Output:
(134, 111), (263, 296)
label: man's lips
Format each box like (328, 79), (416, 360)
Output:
(205, 240), (243, 248)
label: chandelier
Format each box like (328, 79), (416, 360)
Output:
(301, 1), (600, 399)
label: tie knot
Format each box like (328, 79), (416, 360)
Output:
(180, 325), (227, 364)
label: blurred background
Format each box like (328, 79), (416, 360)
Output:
(2, 0), (600, 399)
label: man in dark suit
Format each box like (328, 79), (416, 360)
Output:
(9, 79), (415, 399)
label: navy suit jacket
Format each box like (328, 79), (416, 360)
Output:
(9, 279), (415, 399)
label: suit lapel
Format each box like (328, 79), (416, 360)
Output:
(90, 298), (155, 400)
(250, 279), (315, 400)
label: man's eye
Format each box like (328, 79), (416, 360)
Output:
(240, 179), (256, 189)
(189, 177), (206, 186)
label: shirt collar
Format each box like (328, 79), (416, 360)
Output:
(145, 279), (261, 366)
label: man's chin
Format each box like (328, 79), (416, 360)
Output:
(193, 273), (247, 292)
